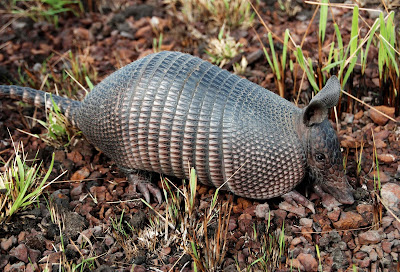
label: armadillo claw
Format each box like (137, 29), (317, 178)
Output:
(128, 173), (163, 204)
(138, 182), (163, 204)
(282, 191), (315, 214)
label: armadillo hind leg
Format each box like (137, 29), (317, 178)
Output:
(127, 171), (162, 204)
(282, 191), (315, 214)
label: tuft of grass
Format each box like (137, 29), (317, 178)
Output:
(277, 0), (301, 17)
(206, 25), (243, 67)
(37, 96), (80, 147)
(0, 142), (56, 223)
(16, 95), (81, 149)
(247, 216), (287, 271)
(233, 55), (248, 75)
(361, 19), (379, 75)
(378, 12), (398, 80)
(252, 1), (399, 112)
(14, 48), (97, 99)
(152, 33), (164, 53)
(340, 5), (359, 88)
(139, 167), (233, 270)
(110, 208), (129, 238)
(185, 193), (232, 270)
(10, 0), (83, 27)
(165, 0), (254, 31)
(17, 95), (81, 148)
(260, 29), (290, 97)
(63, 49), (97, 96)
(295, 45), (319, 93)
(109, 209), (143, 262)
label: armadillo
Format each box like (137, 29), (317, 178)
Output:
(0, 51), (354, 206)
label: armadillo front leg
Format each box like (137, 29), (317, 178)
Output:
(282, 191), (315, 214)
(127, 172), (162, 204)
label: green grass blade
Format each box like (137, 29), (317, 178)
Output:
(281, 29), (289, 75)
(16, 155), (25, 188)
(338, 35), (354, 84)
(322, 60), (344, 72)
(343, 55), (357, 87)
(387, 11), (395, 47)
(383, 12), (398, 75)
(334, 23), (344, 60)
(85, 76), (94, 90)
(378, 13), (387, 79)
(211, 187), (220, 209)
(325, 41), (335, 73)
(263, 47), (275, 74)
(296, 46), (305, 68)
(218, 26), (224, 41)
(381, 35), (399, 76)
(350, 5), (359, 55)
(21, 153), (55, 207)
(379, 12), (387, 43)
(308, 58), (315, 80)
(37, 153), (55, 188)
(50, 95), (60, 113)
(362, 18), (379, 74)
(319, 0), (328, 43)
(268, 32), (281, 80)
(295, 46), (319, 92)
(191, 241), (199, 259)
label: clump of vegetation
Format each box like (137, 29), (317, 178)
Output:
(140, 168), (234, 270)
(254, 1), (399, 112)
(35, 96), (80, 148)
(165, 0), (255, 30)
(233, 55), (248, 75)
(15, 49), (97, 99)
(9, 0), (83, 26)
(0, 143), (55, 223)
(206, 26), (243, 67)
(153, 33), (164, 53)
(64, 49), (97, 94)
(165, 0), (254, 72)
(258, 30), (289, 97)
(277, 0), (301, 17)
(250, 221), (287, 271)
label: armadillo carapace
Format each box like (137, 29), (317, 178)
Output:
(0, 51), (354, 205)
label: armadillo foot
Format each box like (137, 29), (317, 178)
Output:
(282, 191), (315, 214)
(128, 173), (162, 204)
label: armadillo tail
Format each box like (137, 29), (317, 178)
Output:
(0, 85), (80, 127)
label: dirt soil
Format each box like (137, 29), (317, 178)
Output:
(0, 1), (399, 271)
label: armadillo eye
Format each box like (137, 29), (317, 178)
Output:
(315, 153), (326, 162)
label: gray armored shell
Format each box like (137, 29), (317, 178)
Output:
(75, 51), (306, 199)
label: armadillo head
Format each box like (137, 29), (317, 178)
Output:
(301, 76), (354, 205)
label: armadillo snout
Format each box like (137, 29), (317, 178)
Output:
(321, 176), (354, 204)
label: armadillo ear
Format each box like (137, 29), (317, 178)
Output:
(303, 76), (341, 126)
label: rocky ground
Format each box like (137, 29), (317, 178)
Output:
(0, 0), (399, 271)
